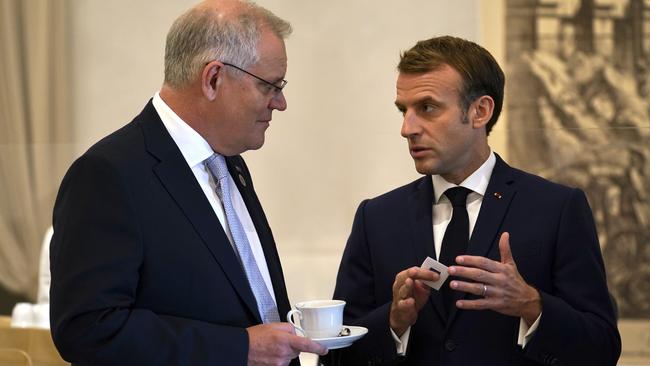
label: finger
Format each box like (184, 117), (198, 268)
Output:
(450, 280), (491, 297)
(451, 255), (501, 275)
(412, 282), (433, 308)
(395, 285), (406, 302)
(406, 266), (419, 277)
(498, 232), (514, 265)
(406, 266), (425, 275)
(449, 262), (498, 285)
(392, 275), (403, 294)
(290, 335), (328, 355)
(399, 277), (415, 299)
(395, 267), (437, 301)
(413, 279), (434, 293)
(393, 267), (413, 292)
(448, 265), (498, 284)
(395, 298), (418, 319)
(397, 297), (416, 309)
(410, 267), (439, 282)
(456, 298), (493, 311)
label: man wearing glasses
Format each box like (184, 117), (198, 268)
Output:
(50, 1), (326, 365)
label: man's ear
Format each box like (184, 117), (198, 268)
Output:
(469, 95), (494, 129)
(201, 61), (223, 101)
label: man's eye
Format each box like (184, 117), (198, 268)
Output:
(259, 83), (275, 93)
(422, 104), (435, 113)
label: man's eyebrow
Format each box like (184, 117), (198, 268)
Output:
(417, 96), (438, 105)
(395, 96), (439, 109)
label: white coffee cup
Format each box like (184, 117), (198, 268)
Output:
(287, 300), (345, 339)
(32, 303), (50, 329)
(11, 302), (34, 328)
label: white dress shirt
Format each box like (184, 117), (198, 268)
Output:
(152, 92), (276, 302)
(392, 151), (539, 354)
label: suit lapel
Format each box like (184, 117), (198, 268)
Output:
(467, 155), (516, 258)
(407, 176), (447, 323)
(446, 154), (516, 325)
(138, 102), (262, 324)
(227, 156), (292, 321)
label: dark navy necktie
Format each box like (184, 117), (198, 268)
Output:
(438, 186), (471, 315)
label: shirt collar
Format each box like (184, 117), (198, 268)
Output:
(152, 92), (214, 168)
(432, 151), (496, 203)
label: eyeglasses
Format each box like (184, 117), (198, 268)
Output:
(222, 62), (287, 94)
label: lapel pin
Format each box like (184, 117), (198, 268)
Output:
(493, 192), (502, 199)
(238, 174), (247, 187)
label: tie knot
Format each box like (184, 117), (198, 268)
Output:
(444, 187), (470, 207)
(205, 153), (229, 181)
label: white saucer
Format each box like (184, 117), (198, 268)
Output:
(311, 326), (368, 350)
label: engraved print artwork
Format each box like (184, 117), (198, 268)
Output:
(505, 0), (650, 321)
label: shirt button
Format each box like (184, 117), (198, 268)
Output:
(444, 340), (456, 351)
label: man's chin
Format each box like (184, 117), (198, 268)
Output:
(413, 160), (436, 175)
(248, 137), (266, 151)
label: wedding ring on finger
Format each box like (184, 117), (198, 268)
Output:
(481, 284), (488, 297)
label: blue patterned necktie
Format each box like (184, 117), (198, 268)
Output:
(205, 154), (280, 323)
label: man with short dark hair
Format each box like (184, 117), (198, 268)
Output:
(50, 1), (326, 365)
(329, 36), (620, 365)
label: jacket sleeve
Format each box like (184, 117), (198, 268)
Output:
(523, 188), (621, 365)
(50, 153), (249, 366)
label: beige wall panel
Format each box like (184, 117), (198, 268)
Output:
(70, 0), (484, 306)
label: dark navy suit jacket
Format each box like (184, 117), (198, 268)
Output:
(50, 101), (298, 366)
(329, 155), (620, 366)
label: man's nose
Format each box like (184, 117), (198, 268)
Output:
(269, 91), (287, 111)
(400, 111), (419, 137)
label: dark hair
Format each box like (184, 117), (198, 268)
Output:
(397, 36), (504, 135)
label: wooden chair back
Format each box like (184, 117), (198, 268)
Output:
(0, 348), (33, 366)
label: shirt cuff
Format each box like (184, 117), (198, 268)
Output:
(517, 312), (542, 348)
(390, 326), (411, 355)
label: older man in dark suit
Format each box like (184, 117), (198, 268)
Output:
(328, 36), (620, 366)
(49, 1), (326, 365)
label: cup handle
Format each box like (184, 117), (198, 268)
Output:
(286, 309), (305, 336)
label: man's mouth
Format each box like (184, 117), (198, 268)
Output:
(409, 145), (429, 158)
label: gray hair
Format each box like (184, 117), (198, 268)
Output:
(164, 1), (292, 88)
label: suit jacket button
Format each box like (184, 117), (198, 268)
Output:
(444, 340), (456, 351)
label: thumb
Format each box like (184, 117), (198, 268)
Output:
(499, 232), (515, 265)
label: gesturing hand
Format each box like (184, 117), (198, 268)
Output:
(447, 232), (542, 325)
(247, 322), (327, 366)
(389, 266), (439, 337)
